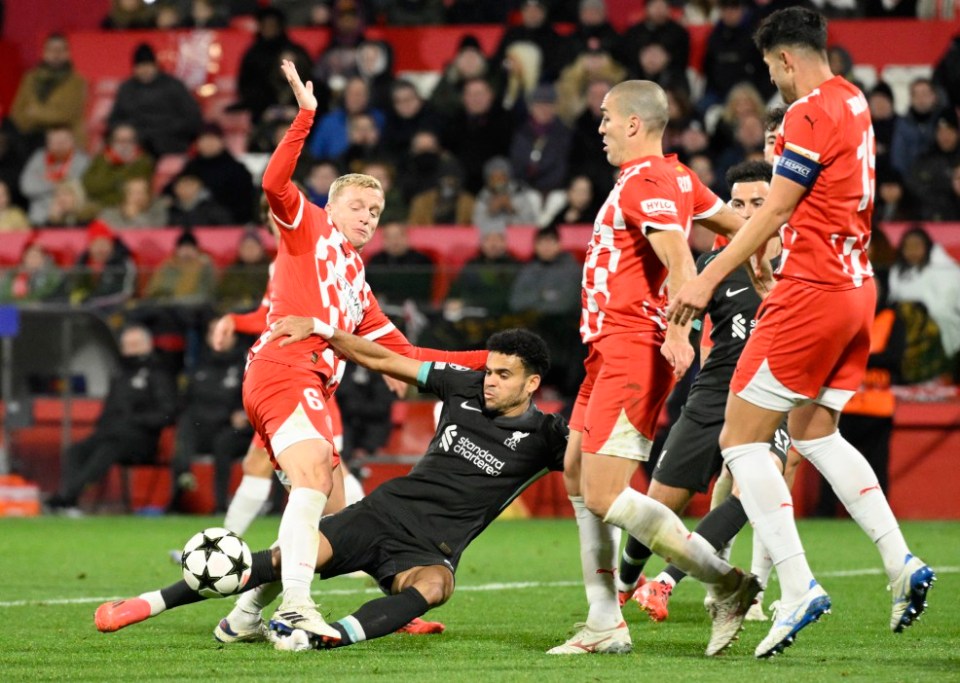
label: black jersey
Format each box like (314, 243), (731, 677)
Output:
(684, 249), (774, 420)
(365, 361), (568, 563)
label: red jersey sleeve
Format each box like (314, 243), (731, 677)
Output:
(262, 108), (327, 255)
(689, 168), (724, 220)
(619, 172), (685, 237)
(230, 302), (269, 336)
(775, 100), (832, 189)
(355, 293), (488, 369)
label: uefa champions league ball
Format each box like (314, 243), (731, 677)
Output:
(181, 527), (253, 598)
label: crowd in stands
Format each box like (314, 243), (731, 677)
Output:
(1, 0), (960, 402)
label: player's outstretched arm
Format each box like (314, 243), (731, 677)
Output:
(266, 315), (425, 385)
(667, 175), (805, 326)
(696, 202), (744, 238)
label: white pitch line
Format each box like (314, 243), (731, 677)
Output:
(1, 567), (955, 609)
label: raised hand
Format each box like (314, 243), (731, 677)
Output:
(280, 58), (317, 111)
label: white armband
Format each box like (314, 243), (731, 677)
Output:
(312, 318), (334, 339)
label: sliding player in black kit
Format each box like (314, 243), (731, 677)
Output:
(615, 160), (791, 622)
(95, 328), (569, 650)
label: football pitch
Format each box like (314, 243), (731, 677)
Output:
(1, 516), (957, 682)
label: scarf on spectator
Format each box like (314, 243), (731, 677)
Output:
(33, 62), (73, 102)
(45, 149), (75, 183)
(104, 144), (142, 166)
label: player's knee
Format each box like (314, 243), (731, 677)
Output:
(412, 571), (453, 606)
(582, 488), (614, 519)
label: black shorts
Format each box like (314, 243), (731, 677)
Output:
(652, 407), (790, 493)
(317, 497), (456, 593)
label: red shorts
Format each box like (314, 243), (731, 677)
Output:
(243, 358), (341, 469)
(570, 330), (676, 460)
(732, 278), (875, 412)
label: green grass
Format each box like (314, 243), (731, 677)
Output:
(0, 516), (957, 682)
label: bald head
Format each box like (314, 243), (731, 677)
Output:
(599, 80), (669, 166)
(607, 81), (669, 136)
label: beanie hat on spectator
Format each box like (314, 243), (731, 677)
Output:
(87, 219), (115, 243)
(536, 225), (560, 242)
(483, 156), (513, 182)
(176, 230), (199, 248)
(870, 81), (895, 103)
(531, 84), (558, 104)
(133, 43), (157, 66)
(458, 34), (482, 53)
(936, 108), (959, 130)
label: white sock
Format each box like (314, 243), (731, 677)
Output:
(232, 581), (283, 624)
(571, 495), (623, 631)
(750, 525), (774, 590)
(723, 443), (813, 603)
(794, 432), (909, 580)
(343, 469), (365, 506)
(224, 475), (273, 536)
(279, 487), (326, 606)
(653, 571), (677, 588)
(603, 488), (731, 587)
(139, 590), (166, 616)
(711, 474), (736, 562)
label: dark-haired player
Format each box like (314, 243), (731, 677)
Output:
(96, 328), (570, 651)
(617, 161), (788, 622)
(668, 7), (934, 658)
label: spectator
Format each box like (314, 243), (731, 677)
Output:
(101, 0), (155, 29)
(272, 0), (333, 26)
(397, 129), (450, 202)
(168, 318), (251, 514)
(906, 108), (960, 221)
(382, 80), (444, 161)
(179, 123), (255, 224)
(339, 113), (386, 172)
(942, 161), (960, 221)
(143, 230), (216, 305)
(167, 173), (233, 228)
(500, 41), (542, 118)
(304, 159), (339, 206)
(710, 82), (766, 157)
(360, 160), (407, 223)
(702, 0), (773, 108)
(216, 229), (271, 312)
(472, 156), (540, 233)
(311, 2), (370, 100)
(407, 158), (475, 226)
(19, 126), (90, 225)
(567, 0), (621, 60)
(443, 77), (515, 194)
(445, 0), (509, 23)
(447, 226), (520, 316)
(864, 0), (918, 17)
(155, 3), (185, 29)
(429, 34), (492, 119)
(890, 78), (942, 177)
(630, 41), (690, 96)
(555, 49), (627, 126)
(383, 0), (445, 25)
(568, 79), (616, 200)
(336, 362), (396, 464)
(687, 153), (722, 197)
(616, 0), (690, 86)
(933, 31), (960, 108)
(663, 87), (702, 156)
(9, 33), (87, 150)
(827, 44), (861, 88)
(869, 81), (901, 166)
(509, 225), (581, 315)
(183, 0), (229, 28)
(66, 220), (137, 308)
(46, 325), (176, 514)
(46, 179), (97, 227)
(0, 242), (64, 303)
(0, 121), (28, 209)
(540, 175), (596, 229)
(494, 0), (568, 81)
(888, 226), (960, 381)
(0, 180), (30, 231)
(99, 176), (169, 228)
(874, 161), (916, 222)
(510, 84), (573, 196)
(366, 222), (436, 306)
(236, 6), (314, 123)
(107, 43), (203, 156)
(355, 40), (396, 111)
(714, 112), (766, 181)
(308, 77), (385, 161)
(82, 123), (154, 211)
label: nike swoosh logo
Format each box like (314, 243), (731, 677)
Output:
(726, 287), (749, 297)
(460, 401), (482, 412)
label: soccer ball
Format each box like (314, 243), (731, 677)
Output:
(181, 527), (252, 598)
